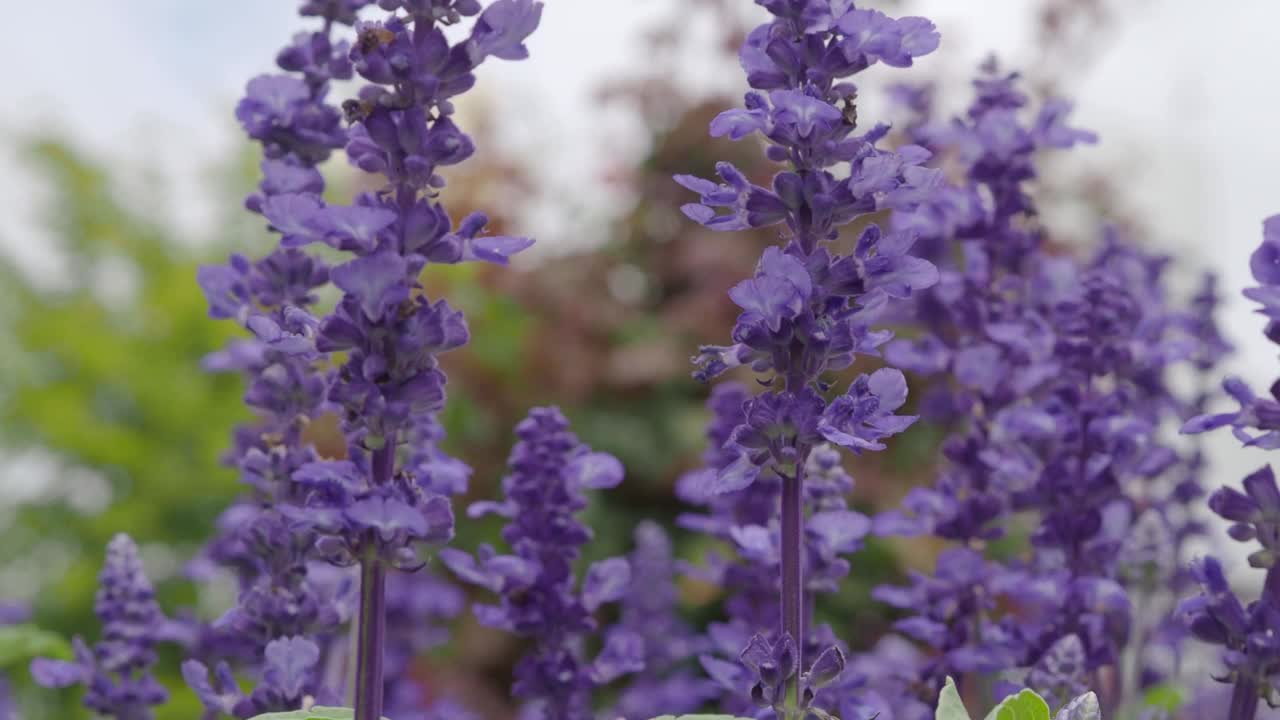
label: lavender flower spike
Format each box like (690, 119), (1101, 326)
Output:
(678, 2), (940, 716)
(1181, 215), (1280, 719)
(31, 534), (168, 720)
(442, 407), (640, 720)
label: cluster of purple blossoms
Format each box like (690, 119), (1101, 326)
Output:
(440, 407), (639, 720)
(442, 407), (637, 717)
(186, 1), (543, 719)
(187, 1), (368, 714)
(31, 535), (169, 720)
(610, 521), (720, 719)
(679, 389), (874, 719)
(1181, 215), (1280, 720)
(24, 2), (1280, 720)
(867, 59), (1220, 713)
(676, 1), (943, 716)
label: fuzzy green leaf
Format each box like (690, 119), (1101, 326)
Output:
(982, 688), (1051, 720)
(936, 677), (973, 720)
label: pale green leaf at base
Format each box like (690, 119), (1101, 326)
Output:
(936, 677), (973, 720)
(248, 707), (389, 720)
(982, 689), (1051, 720)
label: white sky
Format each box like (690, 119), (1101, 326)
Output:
(2, 0), (1279, 570)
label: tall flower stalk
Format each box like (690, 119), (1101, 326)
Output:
(876, 62), (1223, 712)
(1182, 215), (1280, 720)
(677, 1), (942, 715)
(191, 1), (543, 719)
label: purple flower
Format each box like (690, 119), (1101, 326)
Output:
(1207, 466), (1280, 569)
(610, 522), (718, 719)
(442, 408), (635, 719)
(818, 368), (917, 453)
(31, 535), (169, 720)
(675, 2), (941, 713)
(1184, 377), (1280, 449)
(190, 4), (546, 720)
(235, 75), (345, 163)
(1179, 556), (1280, 712)
(466, 0), (543, 62)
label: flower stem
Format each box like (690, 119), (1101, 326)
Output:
(781, 464), (805, 718)
(354, 559), (387, 720)
(1229, 678), (1258, 720)
(354, 443), (395, 720)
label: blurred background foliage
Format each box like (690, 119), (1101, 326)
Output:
(0, 0), (1160, 717)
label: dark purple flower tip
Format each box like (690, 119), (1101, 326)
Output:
(1188, 556), (1250, 639)
(1209, 486), (1260, 524)
(581, 557), (630, 612)
(1244, 465), (1280, 513)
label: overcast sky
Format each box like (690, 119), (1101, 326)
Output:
(3, 1), (1280, 566)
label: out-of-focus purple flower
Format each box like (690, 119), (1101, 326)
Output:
(442, 407), (636, 719)
(867, 58), (1210, 706)
(611, 522), (718, 719)
(31, 535), (169, 720)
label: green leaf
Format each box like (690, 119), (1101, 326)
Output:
(0, 624), (73, 669)
(936, 677), (973, 720)
(248, 708), (388, 720)
(982, 688), (1051, 720)
(1141, 683), (1182, 713)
